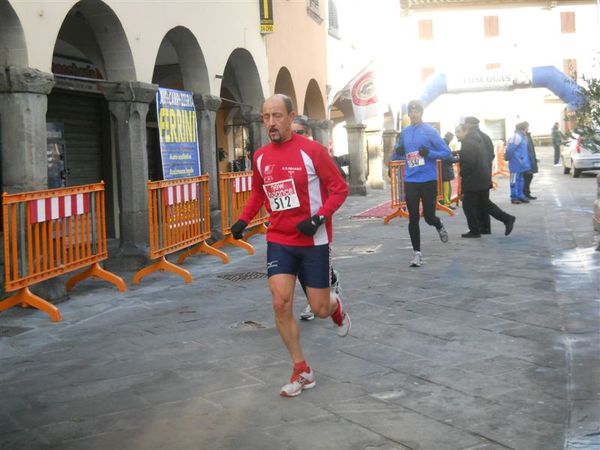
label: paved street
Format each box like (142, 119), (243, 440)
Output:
(1, 147), (599, 450)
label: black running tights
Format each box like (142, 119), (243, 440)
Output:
(404, 181), (442, 252)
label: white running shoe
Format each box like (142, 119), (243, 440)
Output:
(300, 304), (315, 321)
(279, 368), (316, 397)
(331, 293), (351, 337)
(438, 225), (449, 243)
(410, 252), (423, 267)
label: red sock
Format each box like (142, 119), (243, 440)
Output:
(331, 298), (343, 325)
(294, 360), (309, 373)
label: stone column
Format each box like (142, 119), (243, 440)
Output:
(0, 67), (54, 193)
(308, 119), (331, 147)
(102, 81), (157, 260)
(245, 112), (267, 151)
(382, 129), (399, 182)
(366, 131), (385, 189)
(194, 94), (221, 210)
(345, 123), (367, 196)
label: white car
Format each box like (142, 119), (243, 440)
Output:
(562, 131), (600, 177)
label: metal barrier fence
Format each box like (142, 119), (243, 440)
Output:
(213, 171), (268, 255)
(0, 182), (126, 321)
(384, 160), (454, 225)
(133, 175), (228, 284)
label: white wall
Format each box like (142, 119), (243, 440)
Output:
(9, 0), (270, 98)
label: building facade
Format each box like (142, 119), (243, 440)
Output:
(396, 0), (599, 140)
(0, 0), (329, 265)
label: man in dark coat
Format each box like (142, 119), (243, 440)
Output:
(464, 116), (494, 233)
(523, 122), (538, 200)
(455, 123), (516, 238)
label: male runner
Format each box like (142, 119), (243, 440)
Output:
(230, 94), (350, 397)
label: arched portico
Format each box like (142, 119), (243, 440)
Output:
(0, 0), (27, 67)
(150, 26), (221, 213)
(274, 67), (298, 112)
(217, 48), (265, 176)
(49, 0), (155, 254)
(0, 0), (54, 196)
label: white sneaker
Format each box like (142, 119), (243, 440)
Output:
(331, 268), (342, 296)
(300, 304), (315, 321)
(410, 252), (422, 267)
(279, 368), (315, 397)
(438, 225), (449, 243)
(331, 293), (351, 337)
(553, 163), (561, 167)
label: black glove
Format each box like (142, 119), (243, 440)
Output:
(296, 215), (326, 236)
(418, 146), (429, 157)
(395, 145), (405, 156)
(230, 219), (248, 239)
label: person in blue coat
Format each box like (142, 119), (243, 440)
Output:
(504, 122), (532, 204)
(392, 99), (452, 267)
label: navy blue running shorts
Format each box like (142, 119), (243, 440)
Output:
(266, 242), (331, 289)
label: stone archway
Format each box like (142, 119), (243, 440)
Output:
(218, 48), (265, 170)
(50, 0), (154, 253)
(0, 0), (27, 67)
(0, 0), (54, 195)
(150, 26), (220, 212)
(54, 0), (135, 81)
(274, 67), (298, 112)
(303, 78), (325, 120)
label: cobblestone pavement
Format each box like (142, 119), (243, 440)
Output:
(1, 147), (599, 450)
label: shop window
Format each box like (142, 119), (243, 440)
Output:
(561, 12), (575, 33)
(563, 58), (577, 80)
(484, 15), (499, 37)
(421, 66), (435, 81)
(418, 19), (433, 40)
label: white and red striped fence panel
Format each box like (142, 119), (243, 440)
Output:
(28, 193), (90, 224)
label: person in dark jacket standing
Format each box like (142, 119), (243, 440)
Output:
(551, 122), (565, 166)
(523, 122), (538, 200)
(464, 116), (494, 233)
(455, 123), (516, 238)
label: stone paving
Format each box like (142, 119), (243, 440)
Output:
(1, 147), (599, 450)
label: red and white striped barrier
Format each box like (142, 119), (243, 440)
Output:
(28, 193), (89, 224)
(163, 182), (198, 206)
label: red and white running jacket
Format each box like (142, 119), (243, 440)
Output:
(239, 134), (348, 246)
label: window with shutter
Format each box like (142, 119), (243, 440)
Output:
(484, 16), (499, 37)
(561, 12), (575, 33)
(421, 66), (435, 81)
(418, 20), (433, 40)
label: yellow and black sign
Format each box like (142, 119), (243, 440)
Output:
(260, 0), (274, 34)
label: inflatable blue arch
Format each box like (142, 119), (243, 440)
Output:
(418, 66), (584, 111)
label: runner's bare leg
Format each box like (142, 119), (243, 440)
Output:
(269, 274), (305, 363)
(306, 287), (337, 318)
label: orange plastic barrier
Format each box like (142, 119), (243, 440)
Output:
(383, 160), (409, 224)
(1, 182), (126, 322)
(493, 142), (509, 177)
(384, 160), (454, 225)
(213, 171), (268, 254)
(133, 175), (228, 284)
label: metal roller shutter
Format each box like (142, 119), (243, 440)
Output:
(46, 91), (105, 187)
